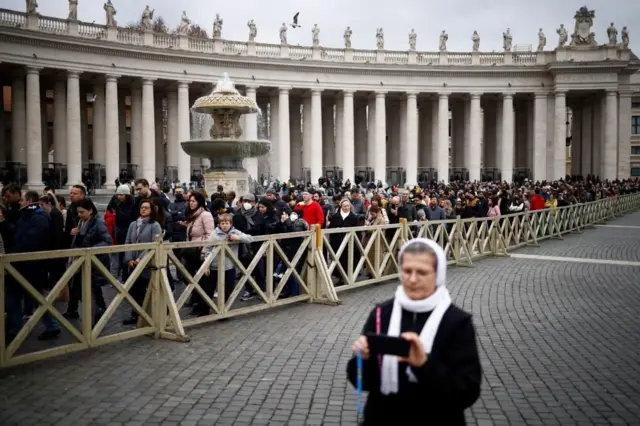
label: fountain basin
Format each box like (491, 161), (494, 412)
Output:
(181, 139), (271, 159)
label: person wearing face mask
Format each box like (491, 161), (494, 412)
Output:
(233, 194), (267, 301)
(273, 207), (309, 297)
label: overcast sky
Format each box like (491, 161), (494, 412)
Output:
(5, 0), (639, 52)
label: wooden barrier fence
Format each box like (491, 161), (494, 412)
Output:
(1, 193), (639, 367)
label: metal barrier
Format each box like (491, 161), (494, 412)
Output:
(1, 193), (639, 368)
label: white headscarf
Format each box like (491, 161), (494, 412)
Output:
(380, 238), (452, 395)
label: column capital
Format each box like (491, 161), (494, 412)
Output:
(618, 90), (633, 97)
(406, 91), (418, 98)
(342, 90), (355, 96)
(502, 92), (515, 99)
(533, 91), (551, 98)
(67, 70), (82, 79)
(245, 84), (259, 91)
(26, 66), (42, 75)
(177, 81), (191, 89)
(553, 90), (567, 96)
(375, 91), (387, 98)
(142, 78), (156, 85)
(105, 74), (119, 82)
(437, 92), (450, 98)
(469, 92), (483, 99)
(311, 88), (323, 95)
(605, 88), (618, 95)
(279, 87), (291, 95)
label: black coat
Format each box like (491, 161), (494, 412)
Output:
(327, 211), (360, 251)
(347, 299), (482, 426)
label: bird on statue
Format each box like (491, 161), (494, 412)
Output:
(290, 12), (301, 28)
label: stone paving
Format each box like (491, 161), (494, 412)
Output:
(1, 212), (640, 425)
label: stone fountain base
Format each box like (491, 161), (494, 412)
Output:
(204, 169), (249, 196)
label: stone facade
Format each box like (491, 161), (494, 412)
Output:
(0, 7), (638, 189)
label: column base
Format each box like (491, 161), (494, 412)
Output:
(24, 182), (45, 192)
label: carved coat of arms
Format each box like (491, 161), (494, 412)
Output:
(571, 6), (596, 46)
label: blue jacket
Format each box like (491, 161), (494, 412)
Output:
(13, 204), (52, 254)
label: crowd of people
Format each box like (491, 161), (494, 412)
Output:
(1, 174), (638, 342)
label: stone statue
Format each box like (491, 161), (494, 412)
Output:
(104, 0), (116, 27)
(537, 28), (546, 51)
(472, 30), (480, 52)
(26, 0), (38, 14)
(344, 26), (352, 48)
(621, 26), (629, 48)
(178, 11), (190, 35)
(376, 28), (384, 50)
(213, 13), (223, 39)
(68, 0), (78, 20)
(570, 6), (596, 47)
(607, 22), (618, 45)
(279, 22), (288, 44)
(409, 29), (417, 51)
(503, 28), (512, 52)
(247, 19), (257, 42)
(141, 5), (154, 32)
(556, 24), (568, 47)
(439, 30), (448, 51)
(312, 24), (320, 47)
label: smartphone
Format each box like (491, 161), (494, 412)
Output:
(365, 333), (410, 357)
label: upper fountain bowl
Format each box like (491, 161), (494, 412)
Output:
(191, 72), (259, 114)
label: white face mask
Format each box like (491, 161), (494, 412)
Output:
(243, 202), (252, 210)
(289, 213), (299, 221)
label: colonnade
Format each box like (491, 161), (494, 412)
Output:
(0, 66), (628, 189)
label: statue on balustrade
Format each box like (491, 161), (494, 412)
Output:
(503, 28), (512, 52)
(621, 26), (629, 48)
(279, 22), (288, 44)
(213, 13), (223, 38)
(247, 19), (257, 42)
(537, 28), (546, 51)
(409, 29), (417, 51)
(68, 0), (78, 21)
(344, 26), (352, 48)
(556, 24), (568, 47)
(178, 11), (190, 35)
(312, 24), (320, 47)
(104, 0), (116, 27)
(376, 28), (384, 50)
(439, 30), (448, 51)
(607, 22), (618, 46)
(26, 0), (38, 15)
(570, 6), (596, 47)
(141, 5), (154, 32)
(472, 30), (480, 52)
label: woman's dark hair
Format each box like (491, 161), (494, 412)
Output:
(212, 198), (226, 212)
(258, 197), (273, 213)
(187, 192), (207, 218)
(369, 205), (380, 214)
(75, 198), (98, 216)
(138, 198), (159, 223)
(56, 195), (66, 208)
(39, 194), (56, 205)
(107, 199), (118, 212)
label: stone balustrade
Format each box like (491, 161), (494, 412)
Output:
(0, 8), (632, 67)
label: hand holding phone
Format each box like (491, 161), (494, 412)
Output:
(365, 333), (410, 357)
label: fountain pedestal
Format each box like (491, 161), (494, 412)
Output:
(203, 170), (249, 195)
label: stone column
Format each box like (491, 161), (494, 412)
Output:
(80, 88), (89, 165)
(533, 93), (548, 182)
(166, 89), (178, 169)
(53, 78), (66, 164)
(581, 102), (593, 175)
(342, 90), (355, 182)
(335, 96), (344, 170)
(603, 90), (618, 180)
(451, 102), (464, 168)
(131, 85), (143, 174)
(501, 93), (515, 182)
(141, 78), (156, 182)
(553, 91), (567, 180)
(546, 95), (555, 180)
(154, 95), (165, 180)
(430, 99), (438, 169)
(495, 100), (503, 172)
(92, 82), (106, 165)
(302, 96), (312, 173)
(592, 96), (603, 176)
(243, 86), (259, 180)
(482, 101), (496, 169)
(310, 89), (323, 182)
(11, 75), (26, 164)
(354, 101), (368, 169)
(118, 90), (127, 165)
(322, 101), (335, 170)
(374, 92), (387, 184)
(618, 92), (632, 178)
(40, 87), (49, 164)
(399, 98), (407, 170)
(65, 70), (82, 187)
(289, 100), (302, 180)
(367, 96), (376, 166)
(437, 93), (450, 183)
(0, 89), (5, 163)
(104, 75), (119, 190)
(269, 92), (279, 178)
(463, 97), (471, 172)
(404, 92), (418, 186)
(417, 102), (430, 169)
(469, 93), (482, 182)
(26, 67), (44, 188)
(177, 82), (191, 184)
(278, 88), (290, 181)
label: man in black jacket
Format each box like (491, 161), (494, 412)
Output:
(64, 184), (87, 248)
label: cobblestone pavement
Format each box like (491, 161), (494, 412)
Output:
(1, 212), (640, 425)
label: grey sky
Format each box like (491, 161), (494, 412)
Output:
(5, 0), (639, 52)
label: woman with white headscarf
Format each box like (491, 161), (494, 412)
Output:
(347, 238), (482, 425)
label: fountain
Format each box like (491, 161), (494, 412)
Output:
(181, 73), (271, 195)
